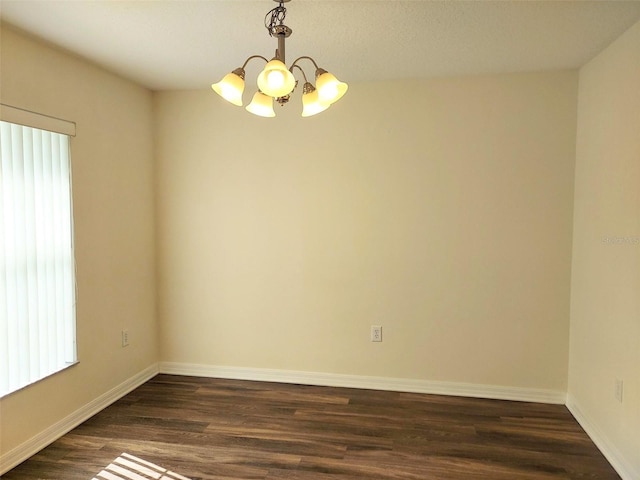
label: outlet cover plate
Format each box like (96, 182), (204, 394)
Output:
(371, 325), (382, 342)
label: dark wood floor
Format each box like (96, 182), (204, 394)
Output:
(4, 374), (620, 479)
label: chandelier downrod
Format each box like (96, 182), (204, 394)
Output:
(272, 25), (292, 63)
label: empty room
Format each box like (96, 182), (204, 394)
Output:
(0, 1), (638, 479)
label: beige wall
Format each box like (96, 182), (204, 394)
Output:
(0, 25), (158, 454)
(155, 71), (577, 391)
(2, 10), (637, 476)
(569, 19), (640, 476)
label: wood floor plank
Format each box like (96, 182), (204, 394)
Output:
(3, 374), (621, 479)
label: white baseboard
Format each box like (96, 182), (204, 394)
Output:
(159, 362), (566, 404)
(14, 362), (632, 479)
(566, 396), (639, 480)
(0, 363), (159, 475)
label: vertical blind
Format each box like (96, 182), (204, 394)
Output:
(0, 120), (76, 397)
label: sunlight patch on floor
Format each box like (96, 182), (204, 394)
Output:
(93, 452), (191, 480)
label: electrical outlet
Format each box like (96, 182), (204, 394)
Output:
(615, 378), (623, 403)
(371, 325), (382, 342)
(121, 329), (129, 347)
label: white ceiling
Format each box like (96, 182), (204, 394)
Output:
(2, 0), (640, 91)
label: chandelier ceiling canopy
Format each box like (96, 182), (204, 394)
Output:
(212, 0), (348, 118)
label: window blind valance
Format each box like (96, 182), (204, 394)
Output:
(0, 104), (76, 137)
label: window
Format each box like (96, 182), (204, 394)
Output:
(0, 108), (77, 397)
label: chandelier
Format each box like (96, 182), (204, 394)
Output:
(211, 0), (348, 118)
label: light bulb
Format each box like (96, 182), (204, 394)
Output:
(257, 59), (296, 98)
(220, 84), (239, 100)
(319, 83), (339, 102)
(267, 70), (285, 90)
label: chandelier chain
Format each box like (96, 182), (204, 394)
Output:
(265, 1), (287, 36)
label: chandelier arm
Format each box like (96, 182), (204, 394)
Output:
(291, 64), (309, 84)
(289, 56), (320, 72)
(241, 55), (270, 70)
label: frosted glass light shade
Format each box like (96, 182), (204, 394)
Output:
(301, 84), (330, 117)
(246, 91), (276, 117)
(316, 70), (348, 105)
(257, 59), (296, 98)
(212, 71), (245, 106)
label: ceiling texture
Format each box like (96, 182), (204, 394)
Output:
(2, 0), (640, 91)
